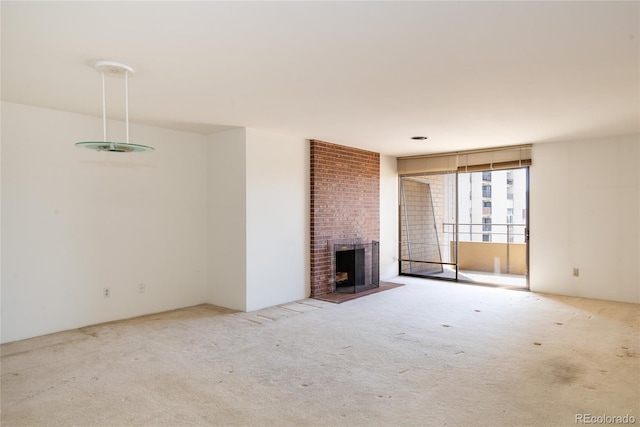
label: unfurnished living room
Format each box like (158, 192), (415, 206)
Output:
(1, 2), (638, 426)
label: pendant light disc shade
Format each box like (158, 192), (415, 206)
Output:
(75, 60), (155, 153)
(74, 142), (154, 152)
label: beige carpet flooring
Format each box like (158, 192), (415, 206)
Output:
(1, 277), (639, 426)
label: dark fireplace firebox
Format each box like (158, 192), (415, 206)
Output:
(334, 241), (379, 293)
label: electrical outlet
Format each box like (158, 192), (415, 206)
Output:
(138, 283), (145, 293)
(103, 287), (111, 298)
(573, 268), (580, 277)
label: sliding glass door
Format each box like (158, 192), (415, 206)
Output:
(399, 167), (529, 288)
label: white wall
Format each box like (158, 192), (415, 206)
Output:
(245, 128), (308, 311)
(207, 128), (309, 312)
(530, 134), (640, 303)
(1, 102), (209, 343)
(0, 103), (3, 342)
(207, 129), (248, 311)
(380, 154), (398, 279)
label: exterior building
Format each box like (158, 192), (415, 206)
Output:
(457, 168), (527, 244)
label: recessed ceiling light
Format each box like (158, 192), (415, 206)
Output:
(411, 136), (428, 140)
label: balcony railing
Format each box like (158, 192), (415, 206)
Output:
(399, 223), (528, 282)
(443, 223), (527, 274)
(444, 222), (526, 241)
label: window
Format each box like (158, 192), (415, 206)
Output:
(483, 201), (492, 215)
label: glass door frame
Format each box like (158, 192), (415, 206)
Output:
(398, 172), (459, 282)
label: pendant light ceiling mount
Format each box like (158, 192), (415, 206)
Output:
(75, 60), (154, 153)
(94, 60), (134, 77)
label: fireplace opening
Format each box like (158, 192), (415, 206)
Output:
(334, 241), (379, 294)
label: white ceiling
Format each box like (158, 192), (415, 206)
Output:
(2, 1), (638, 157)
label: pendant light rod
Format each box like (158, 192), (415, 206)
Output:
(101, 71), (107, 142)
(125, 69), (130, 144)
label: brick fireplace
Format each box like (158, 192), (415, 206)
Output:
(310, 140), (380, 297)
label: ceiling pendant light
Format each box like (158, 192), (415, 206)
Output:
(75, 60), (154, 153)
